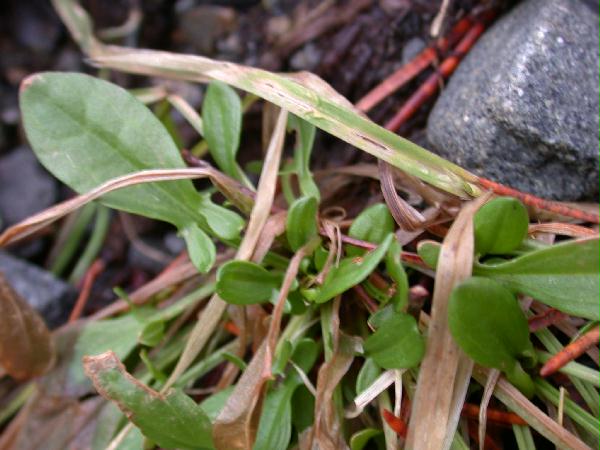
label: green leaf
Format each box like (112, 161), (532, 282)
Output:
(202, 81), (245, 183)
(385, 237), (409, 310)
(68, 312), (151, 390)
(474, 197), (529, 255)
(216, 260), (280, 305)
(198, 194), (245, 240)
(291, 338), (320, 374)
(138, 320), (165, 347)
(200, 387), (233, 422)
(307, 234), (393, 303)
(475, 238), (599, 320)
(254, 338), (318, 450)
(20, 72), (243, 266)
(21, 73), (195, 228)
(84, 351), (213, 449)
(286, 196), (318, 251)
(356, 358), (381, 394)
(448, 277), (535, 397)
(417, 240), (441, 269)
(347, 203), (395, 256)
(288, 114), (320, 201)
(364, 311), (424, 370)
(350, 428), (383, 450)
(291, 385), (314, 433)
(180, 223), (216, 272)
(253, 382), (295, 450)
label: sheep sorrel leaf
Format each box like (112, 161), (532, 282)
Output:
(364, 311), (424, 370)
(286, 196), (318, 252)
(474, 197), (529, 255)
(202, 81), (246, 184)
(475, 237), (600, 320)
(19, 72), (244, 271)
(20, 72), (200, 227)
(84, 351), (213, 449)
(448, 276), (536, 397)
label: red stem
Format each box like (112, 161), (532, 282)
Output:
(69, 259), (105, 322)
(385, 19), (488, 132)
(540, 325), (600, 377)
(356, 16), (474, 112)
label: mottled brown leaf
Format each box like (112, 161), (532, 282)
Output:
(0, 273), (55, 380)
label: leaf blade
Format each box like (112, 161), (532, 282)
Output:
(84, 351), (213, 450)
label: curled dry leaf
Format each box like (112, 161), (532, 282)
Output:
(0, 273), (55, 380)
(0, 168), (212, 247)
(378, 159), (426, 231)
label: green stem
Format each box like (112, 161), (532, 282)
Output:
(0, 383), (35, 425)
(50, 202), (97, 277)
(175, 340), (239, 388)
(512, 424), (536, 450)
(535, 377), (599, 438)
(504, 362), (535, 399)
(69, 204), (111, 283)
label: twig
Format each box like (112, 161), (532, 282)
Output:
(540, 325), (600, 377)
(356, 15), (473, 112)
(478, 178), (600, 224)
(385, 17), (491, 132)
(462, 403), (527, 426)
(68, 259), (105, 322)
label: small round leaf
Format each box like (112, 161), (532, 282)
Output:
(216, 261), (280, 305)
(364, 311), (424, 370)
(474, 197), (529, 255)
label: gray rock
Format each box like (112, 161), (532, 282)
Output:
(0, 146), (58, 227)
(0, 251), (75, 328)
(402, 37), (426, 65)
(427, 0), (599, 200)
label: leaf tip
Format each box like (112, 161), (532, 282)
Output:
(83, 350), (120, 378)
(19, 73), (44, 96)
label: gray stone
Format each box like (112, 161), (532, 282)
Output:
(427, 0), (599, 200)
(402, 37), (426, 65)
(0, 251), (75, 328)
(0, 146), (58, 227)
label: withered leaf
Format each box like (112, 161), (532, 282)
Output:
(0, 272), (55, 380)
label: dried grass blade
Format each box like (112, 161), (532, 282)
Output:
(472, 366), (592, 450)
(0, 273), (55, 380)
(51, 0), (480, 198)
(479, 369), (500, 450)
(345, 370), (396, 419)
(405, 193), (491, 450)
(167, 94), (204, 136)
(0, 168), (211, 247)
(162, 110), (288, 391)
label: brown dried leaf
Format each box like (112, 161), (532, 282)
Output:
(0, 273), (55, 380)
(0, 392), (103, 450)
(405, 193), (491, 450)
(379, 159), (426, 231)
